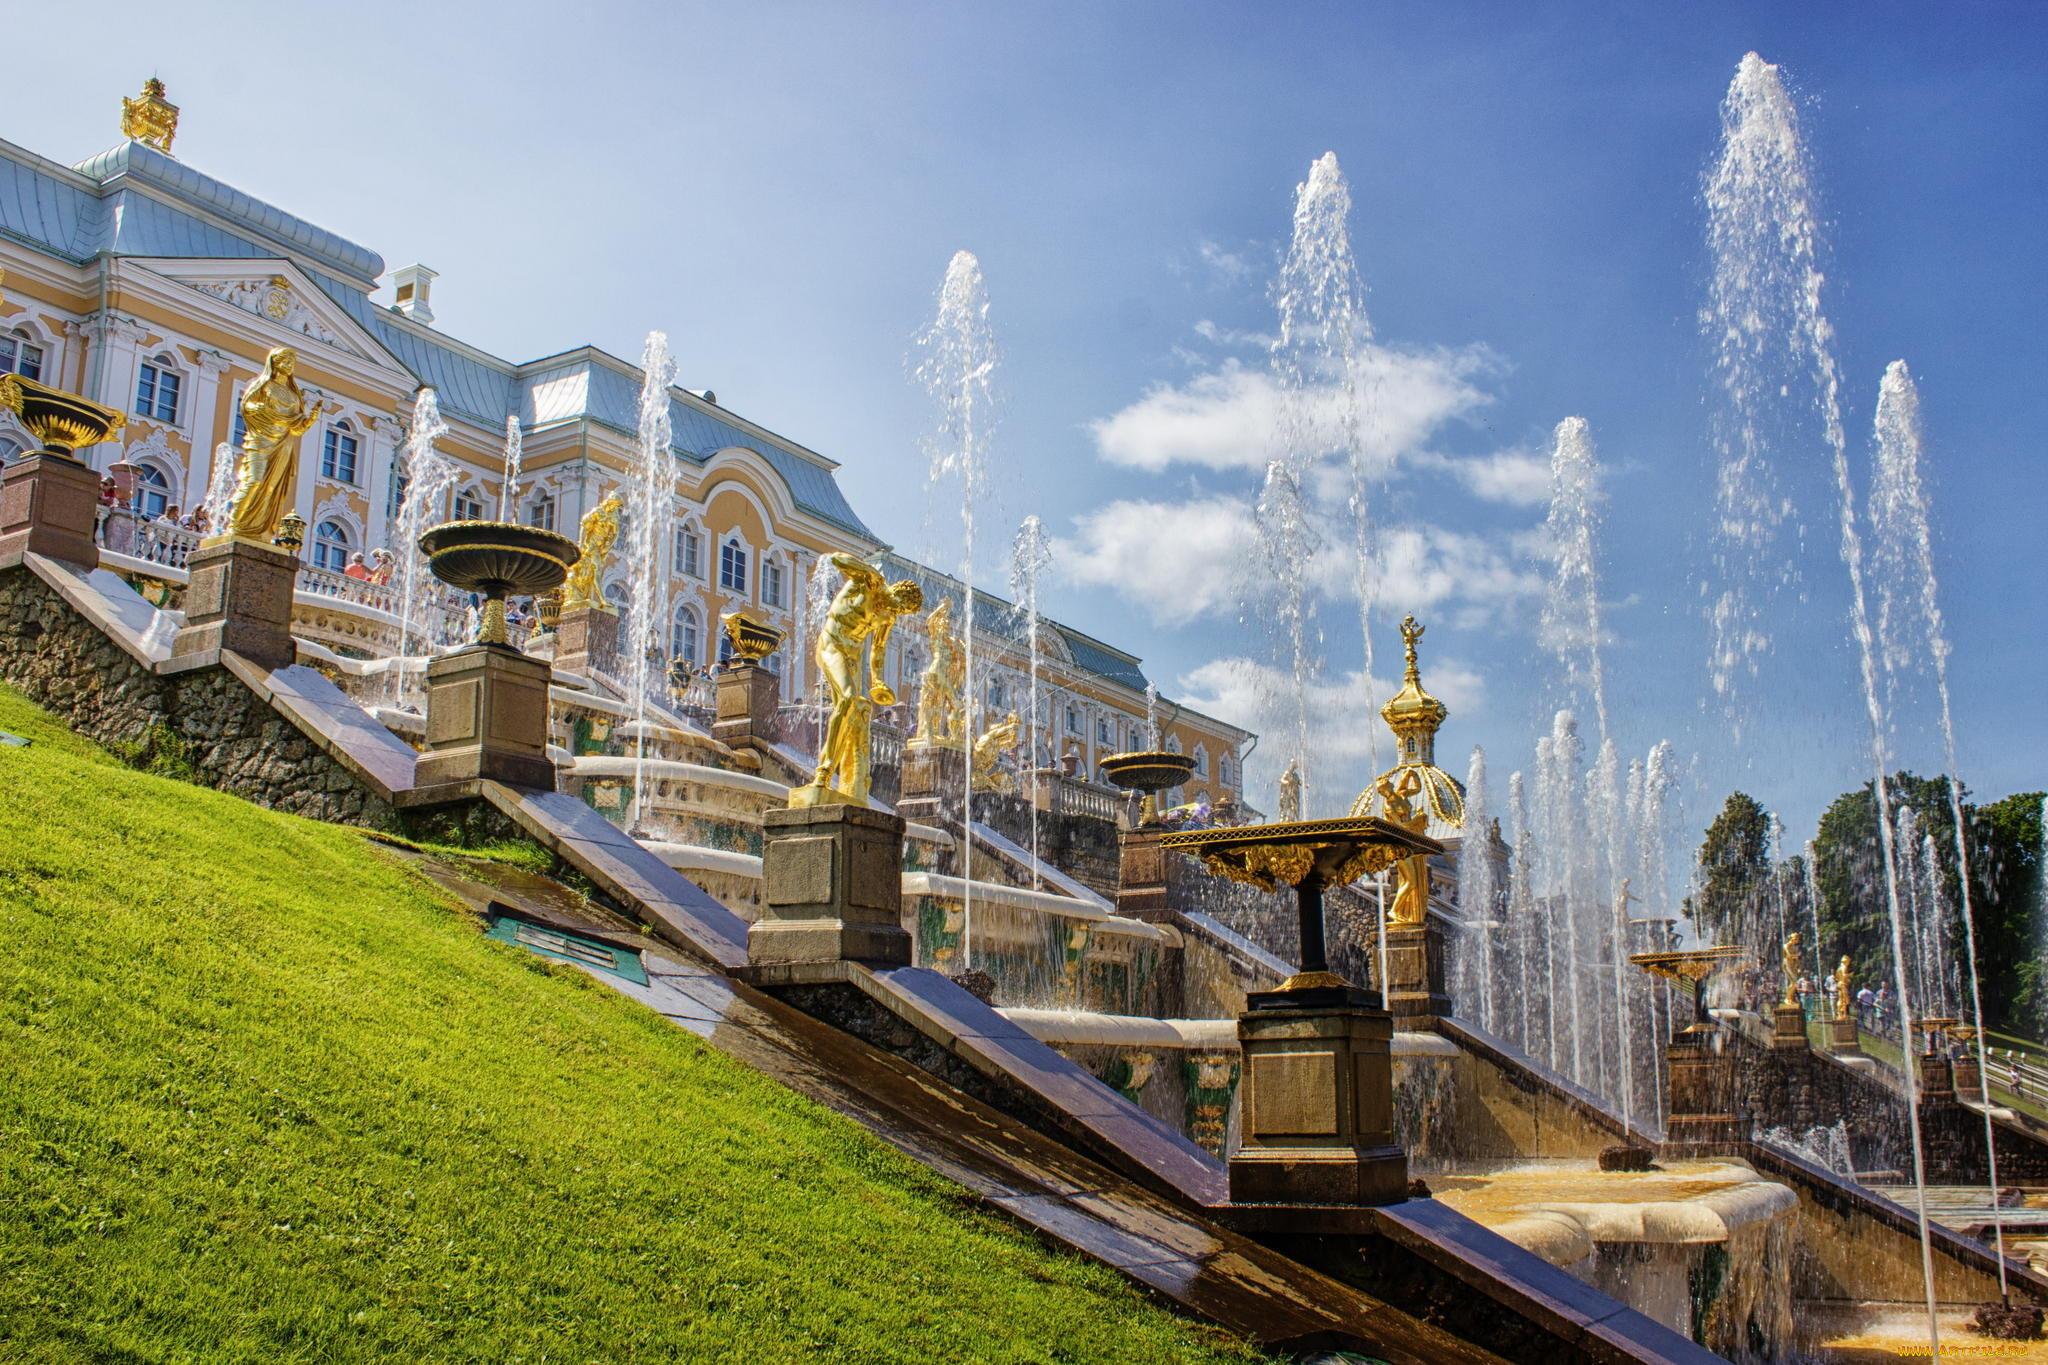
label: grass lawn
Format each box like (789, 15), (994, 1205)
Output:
(0, 684), (1265, 1364)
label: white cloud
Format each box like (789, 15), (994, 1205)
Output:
(1052, 495), (1259, 624)
(1374, 525), (1547, 622)
(1411, 444), (1553, 507)
(1088, 361), (1285, 472)
(1194, 239), (1255, 285)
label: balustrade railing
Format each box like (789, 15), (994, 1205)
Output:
(136, 520), (200, 569)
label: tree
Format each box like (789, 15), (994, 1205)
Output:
(1967, 791), (2045, 1036)
(1694, 792), (1772, 944)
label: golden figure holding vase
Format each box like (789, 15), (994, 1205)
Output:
(560, 493), (623, 612)
(219, 347), (320, 544)
(794, 552), (923, 808)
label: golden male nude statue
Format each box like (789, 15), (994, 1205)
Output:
(793, 553), (924, 808)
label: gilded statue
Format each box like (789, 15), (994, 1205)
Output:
(560, 493), (623, 612)
(224, 348), (320, 543)
(1833, 954), (1853, 1022)
(971, 711), (1021, 794)
(795, 552), (923, 807)
(1780, 932), (1802, 1009)
(1381, 767), (1432, 925)
(1277, 759), (1302, 823)
(914, 596), (967, 746)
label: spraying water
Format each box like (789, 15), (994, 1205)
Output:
(1507, 770), (1541, 1060)
(1252, 458), (1320, 803)
(626, 333), (678, 832)
(391, 389), (458, 703)
(203, 441), (240, 532)
(1010, 516), (1054, 887)
(497, 415), (523, 522)
(1705, 51), (1942, 1348)
(915, 251), (997, 967)
(1456, 746), (1500, 1033)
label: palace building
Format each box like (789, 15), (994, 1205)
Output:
(0, 81), (1251, 807)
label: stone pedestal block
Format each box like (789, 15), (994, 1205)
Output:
(1227, 986), (1407, 1212)
(1955, 1052), (1983, 1099)
(1772, 1001), (1810, 1051)
(1114, 826), (1171, 923)
(1827, 1015), (1861, 1054)
(1662, 1032), (1744, 1157)
(748, 803), (913, 970)
(415, 643), (556, 789)
(1383, 921), (1450, 1028)
(896, 741), (967, 823)
(0, 452), (101, 570)
(553, 604), (619, 678)
(1919, 1052), (1956, 1100)
(172, 537), (299, 671)
(713, 664), (781, 748)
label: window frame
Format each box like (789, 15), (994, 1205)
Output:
(0, 331), (46, 382)
(320, 421), (361, 484)
(718, 536), (749, 595)
(136, 356), (184, 425)
(672, 603), (701, 665)
(312, 518), (351, 573)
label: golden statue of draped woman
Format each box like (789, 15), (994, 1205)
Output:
(794, 552), (923, 808)
(1833, 954), (1853, 1022)
(223, 348), (320, 543)
(560, 493), (623, 612)
(1381, 767), (1432, 925)
(971, 710), (1021, 793)
(914, 596), (967, 746)
(1780, 932), (1802, 1009)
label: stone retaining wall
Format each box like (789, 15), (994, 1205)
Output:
(0, 568), (393, 828)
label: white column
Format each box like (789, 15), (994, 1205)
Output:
(86, 314), (149, 472)
(361, 414), (394, 549)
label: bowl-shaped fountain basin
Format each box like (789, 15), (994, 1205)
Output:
(1096, 750), (1196, 794)
(0, 374), (127, 459)
(418, 520), (580, 599)
(721, 610), (782, 663)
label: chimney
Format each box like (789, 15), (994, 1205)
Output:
(390, 264), (438, 325)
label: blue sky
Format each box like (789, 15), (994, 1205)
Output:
(10, 1), (2043, 845)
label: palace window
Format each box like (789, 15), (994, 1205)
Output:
(674, 525), (703, 576)
(0, 332), (44, 381)
(719, 537), (748, 594)
(672, 604), (701, 665)
(526, 492), (556, 531)
(321, 422), (360, 484)
(1193, 744), (1209, 777)
(136, 358), (182, 424)
(763, 558), (784, 608)
(988, 678), (1006, 709)
(602, 580), (626, 611)
(452, 485), (486, 521)
(134, 463), (172, 519)
(1065, 703), (1081, 735)
(312, 519), (350, 572)
(1096, 716), (1112, 746)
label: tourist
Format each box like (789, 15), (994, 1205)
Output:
(369, 548), (394, 585)
(342, 553), (371, 581)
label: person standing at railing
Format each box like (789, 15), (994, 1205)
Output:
(343, 553), (371, 582)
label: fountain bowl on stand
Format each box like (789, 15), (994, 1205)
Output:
(1097, 750), (1196, 826)
(418, 520), (581, 646)
(0, 374), (127, 459)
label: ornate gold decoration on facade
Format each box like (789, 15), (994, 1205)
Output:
(560, 493), (623, 612)
(971, 711), (1020, 793)
(0, 373), (126, 457)
(218, 348), (318, 543)
(1780, 932), (1802, 1009)
(121, 78), (179, 154)
(913, 596), (967, 747)
(1833, 955), (1853, 1023)
(793, 552), (923, 808)
(721, 610), (781, 664)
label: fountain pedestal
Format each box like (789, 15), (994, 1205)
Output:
(552, 604), (618, 678)
(0, 452), (102, 571)
(1228, 983), (1407, 1222)
(1771, 1001), (1809, 1051)
(1632, 946), (1749, 1159)
(896, 741), (967, 823)
(1826, 1015), (1861, 1054)
(713, 663), (780, 749)
(172, 537), (299, 671)
(1113, 826), (1171, 923)
(1383, 920), (1450, 1027)
(747, 803), (913, 973)
(417, 643), (555, 790)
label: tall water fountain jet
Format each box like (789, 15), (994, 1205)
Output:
(1010, 515), (1053, 887)
(1506, 770), (1541, 1059)
(392, 388), (458, 703)
(1542, 417), (1611, 742)
(497, 415), (523, 522)
(1704, 51), (1942, 1343)
(1869, 358), (2011, 1296)
(1251, 458), (1320, 803)
(1274, 151), (1383, 777)
(1455, 746), (1500, 1034)
(915, 251), (997, 966)
(625, 333), (678, 832)
(202, 441), (239, 530)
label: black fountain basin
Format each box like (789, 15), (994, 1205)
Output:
(721, 610), (783, 663)
(418, 520), (580, 647)
(0, 373), (127, 459)
(1096, 749), (1196, 794)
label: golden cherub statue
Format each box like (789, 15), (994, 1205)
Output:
(1780, 932), (1802, 1009)
(971, 710), (1021, 794)
(914, 596), (967, 747)
(560, 493), (623, 612)
(1277, 758), (1302, 823)
(1833, 954), (1852, 1022)
(794, 553), (923, 808)
(223, 348), (320, 543)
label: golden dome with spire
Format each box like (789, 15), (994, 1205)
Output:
(1349, 614), (1466, 830)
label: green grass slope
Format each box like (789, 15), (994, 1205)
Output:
(0, 685), (1262, 1365)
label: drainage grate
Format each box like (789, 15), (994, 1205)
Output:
(485, 909), (648, 985)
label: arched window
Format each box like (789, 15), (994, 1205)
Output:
(133, 463), (172, 519)
(601, 580), (626, 611)
(1065, 703), (1081, 736)
(718, 536), (749, 594)
(672, 604), (701, 665)
(762, 556), (785, 608)
(0, 329), (45, 381)
(320, 420), (360, 483)
(717, 628), (734, 664)
(1192, 744), (1209, 777)
(674, 524), (703, 577)
(0, 434), (27, 462)
(452, 485), (486, 521)
(136, 355), (183, 424)
(313, 519), (350, 572)
(526, 492), (556, 531)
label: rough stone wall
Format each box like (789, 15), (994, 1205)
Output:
(969, 792), (1121, 897)
(0, 568), (393, 828)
